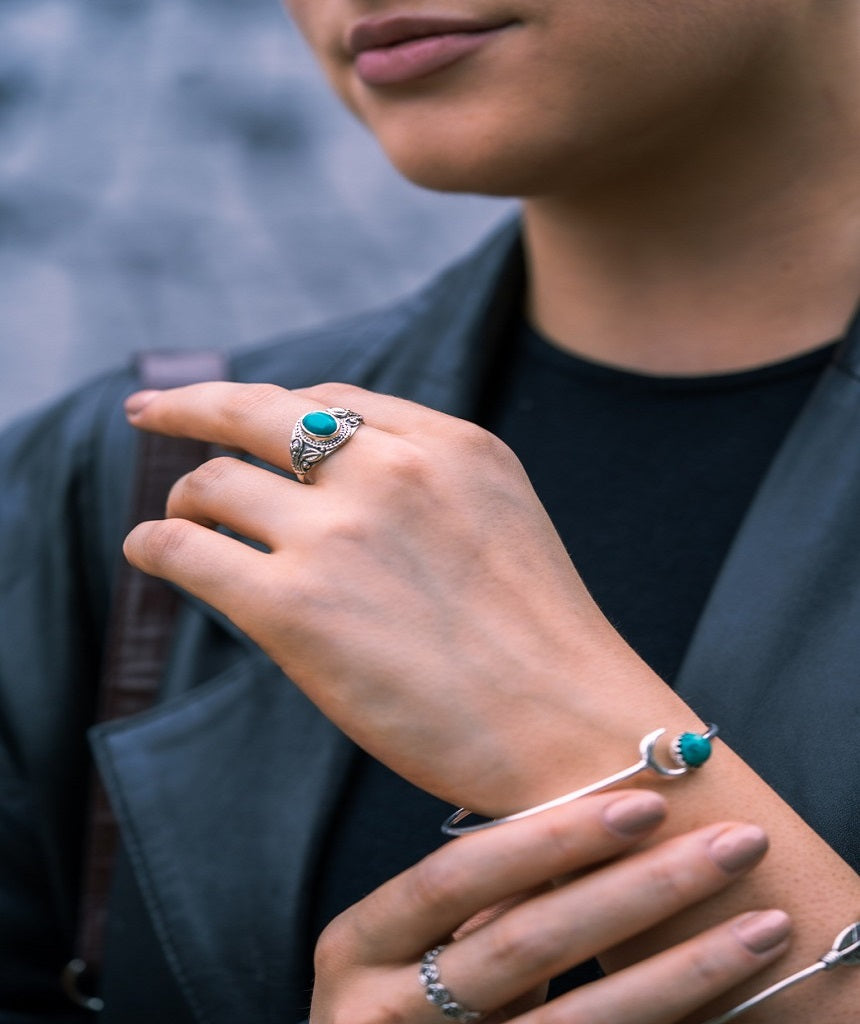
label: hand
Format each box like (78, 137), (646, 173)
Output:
(309, 790), (788, 1024)
(124, 381), (685, 810)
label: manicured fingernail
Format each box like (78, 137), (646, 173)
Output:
(708, 824), (768, 873)
(124, 390), (161, 416)
(603, 792), (667, 837)
(733, 910), (791, 954)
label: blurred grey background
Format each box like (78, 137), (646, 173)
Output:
(0, 0), (510, 428)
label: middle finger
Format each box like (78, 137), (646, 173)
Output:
(166, 456), (296, 550)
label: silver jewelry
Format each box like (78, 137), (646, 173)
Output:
(289, 407), (363, 483)
(419, 945), (482, 1023)
(703, 921), (860, 1023)
(441, 725), (718, 836)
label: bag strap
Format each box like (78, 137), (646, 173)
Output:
(64, 350), (228, 1012)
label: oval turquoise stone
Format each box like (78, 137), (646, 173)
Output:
(678, 732), (712, 767)
(302, 411), (338, 437)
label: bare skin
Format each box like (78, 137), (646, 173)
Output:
(123, 0), (860, 1019)
(520, 2), (860, 374)
(288, 0), (860, 373)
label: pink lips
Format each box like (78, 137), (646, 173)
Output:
(348, 15), (515, 86)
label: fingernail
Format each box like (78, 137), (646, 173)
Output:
(708, 824), (768, 873)
(733, 910), (792, 954)
(603, 792), (667, 837)
(124, 390), (161, 416)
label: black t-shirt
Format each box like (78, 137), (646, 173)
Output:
(483, 324), (837, 683)
(306, 323), (835, 993)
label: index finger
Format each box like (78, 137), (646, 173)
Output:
(331, 790), (668, 961)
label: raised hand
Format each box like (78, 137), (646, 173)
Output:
(123, 380), (695, 811)
(308, 790), (787, 1024)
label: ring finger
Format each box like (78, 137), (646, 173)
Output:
(125, 381), (375, 476)
(398, 821), (772, 1019)
(519, 910), (791, 1024)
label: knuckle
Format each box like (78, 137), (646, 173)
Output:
(487, 913), (561, 976)
(291, 511), (370, 571)
(451, 420), (514, 463)
(408, 852), (464, 913)
(370, 1005), (410, 1024)
(313, 915), (354, 974)
(641, 855), (698, 908)
(684, 942), (733, 987)
(168, 457), (233, 508)
(222, 383), (283, 428)
(313, 382), (366, 406)
(377, 439), (432, 486)
(536, 812), (586, 863)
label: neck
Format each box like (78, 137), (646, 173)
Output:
(522, 21), (860, 375)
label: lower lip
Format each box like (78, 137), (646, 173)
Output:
(354, 28), (505, 86)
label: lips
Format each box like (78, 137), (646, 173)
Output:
(347, 14), (517, 86)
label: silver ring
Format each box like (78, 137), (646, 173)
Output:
(289, 407), (363, 483)
(419, 946), (482, 1023)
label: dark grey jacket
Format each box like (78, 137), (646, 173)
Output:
(0, 222), (857, 1023)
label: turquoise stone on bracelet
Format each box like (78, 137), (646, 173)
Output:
(672, 731), (713, 768)
(301, 410), (338, 438)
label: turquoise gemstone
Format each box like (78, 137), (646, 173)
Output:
(678, 732), (712, 767)
(302, 411), (338, 437)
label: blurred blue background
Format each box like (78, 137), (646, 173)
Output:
(0, 0), (509, 428)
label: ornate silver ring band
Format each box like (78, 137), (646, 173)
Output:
(419, 946), (482, 1023)
(289, 407), (363, 483)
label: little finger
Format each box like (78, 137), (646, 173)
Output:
(518, 909), (791, 1024)
(124, 516), (271, 623)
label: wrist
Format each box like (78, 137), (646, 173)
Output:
(465, 638), (706, 818)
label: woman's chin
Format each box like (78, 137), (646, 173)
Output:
(377, 137), (548, 198)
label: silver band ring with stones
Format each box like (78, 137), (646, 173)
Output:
(419, 946), (482, 1023)
(289, 407), (363, 483)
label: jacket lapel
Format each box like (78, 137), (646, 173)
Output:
(90, 645), (353, 1024)
(675, 313), (860, 869)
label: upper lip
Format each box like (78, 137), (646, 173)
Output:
(346, 14), (511, 55)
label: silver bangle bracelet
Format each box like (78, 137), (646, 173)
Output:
(441, 724), (718, 837)
(703, 921), (860, 1023)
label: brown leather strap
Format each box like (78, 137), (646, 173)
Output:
(67, 350), (227, 1009)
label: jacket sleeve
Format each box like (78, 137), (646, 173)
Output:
(0, 369), (137, 1015)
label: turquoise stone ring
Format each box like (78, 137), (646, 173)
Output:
(301, 411), (339, 438)
(289, 406), (363, 482)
